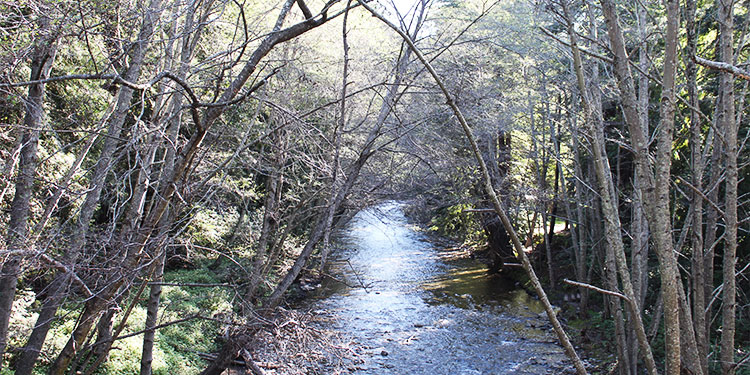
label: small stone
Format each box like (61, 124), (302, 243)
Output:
(381, 350), (389, 356)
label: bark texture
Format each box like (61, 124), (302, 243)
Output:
(0, 17), (57, 367)
(718, 0), (737, 374)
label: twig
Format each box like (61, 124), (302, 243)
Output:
(0, 249), (93, 297)
(539, 27), (614, 64)
(318, 270), (365, 289)
(461, 208), (495, 213)
(346, 260), (369, 293)
(563, 279), (629, 301)
(674, 178), (725, 218)
(88, 314), (200, 347)
(148, 282), (237, 288)
(242, 348), (267, 375)
(197, 351), (246, 366)
(732, 350), (750, 370)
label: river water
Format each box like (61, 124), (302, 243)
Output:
(308, 201), (572, 374)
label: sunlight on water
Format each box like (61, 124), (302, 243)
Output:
(309, 201), (570, 374)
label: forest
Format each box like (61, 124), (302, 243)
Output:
(0, 0), (748, 374)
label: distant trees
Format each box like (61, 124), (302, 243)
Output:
(537, 0), (749, 374)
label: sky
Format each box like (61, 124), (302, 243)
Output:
(379, 0), (429, 31)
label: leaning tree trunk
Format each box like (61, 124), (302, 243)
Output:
(560, 1), (658, 372)
(598, 0), (706, 373)
(45, 1), (165, 373)
(140, 0), (215, 367)
(358, 2), (588, 373)
(265, 15), (419, 308)
(0, 17), (57, 368)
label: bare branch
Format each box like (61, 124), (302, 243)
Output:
(696, 56), (750, 81)
(563, 279), (630, 301)
(296, 0), (313, 19)
(539, 27), (614, 64)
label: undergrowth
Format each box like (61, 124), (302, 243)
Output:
(6, 264), (233, 375)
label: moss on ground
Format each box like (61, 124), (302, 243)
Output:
(4, 264), (234, 374)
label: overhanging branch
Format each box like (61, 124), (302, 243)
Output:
(695, 56), (750, 80)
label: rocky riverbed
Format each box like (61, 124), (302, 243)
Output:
(297, 202), (578, 374)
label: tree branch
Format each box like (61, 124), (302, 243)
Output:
(695, 55), (750, 80)
(563, 279), (630, 301)
(539, 27), (614, 64)
(296, 0), (313, 19)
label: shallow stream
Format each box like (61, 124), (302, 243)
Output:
(308, 201), (572, 374)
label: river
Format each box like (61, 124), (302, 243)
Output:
(307, 201), (573, 374)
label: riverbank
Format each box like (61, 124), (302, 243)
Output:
(407, 201), (624, 375)
(284, 202), (581, 374)
(239, 200), (614, 374)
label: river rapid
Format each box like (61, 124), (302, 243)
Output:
(307, 201), (574, 374)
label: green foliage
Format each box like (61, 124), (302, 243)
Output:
(184, 206), (240, 248)
(95, 267), (232, 375)
(3, 266), (232, 374)
(428, 203), (485, 244)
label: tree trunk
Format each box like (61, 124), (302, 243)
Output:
(318, 0), (350, 272)
(604, 233), (630, 375)
(629, 3), (651, 373)
(531, 84), (555, 288)
(704, 103), (722, 345)
(718, 0), (737, 374)
(0, 17), (57, 367)
(140, 248), (166, 375)
(570, 112), (590, 310)
(246, 129), (287, 302)
(482, 130), (512, 273)
(632, 0), (651, 324)
(141, 96), (181, 375)
(598, 0), (704, 373)
(686, 0), (708, 373)
(14, 276), (68, 375)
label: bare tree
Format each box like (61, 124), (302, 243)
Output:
(558, 1), (657, 373)
(718, 0), (738, 374)
(0, 9), (59, 367)
(685, 0), (709, 373)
